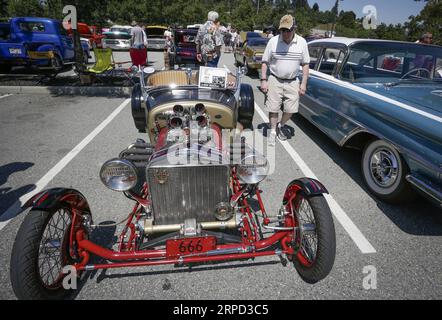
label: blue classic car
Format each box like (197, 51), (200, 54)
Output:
(300, 38), (442, 207)
(0, 17), (90, 72)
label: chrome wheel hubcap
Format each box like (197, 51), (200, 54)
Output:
(370, 148), (399, 188)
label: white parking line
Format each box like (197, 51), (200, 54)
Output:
(254, 102), (377, 254)
(0, 94), (13, 99)
(0, 98), (130, 231)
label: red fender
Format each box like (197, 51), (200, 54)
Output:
(283, 178), (328, 205)
(23, 188), (91, 216)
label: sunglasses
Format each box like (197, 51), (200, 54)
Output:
(280, 28), (294, 33)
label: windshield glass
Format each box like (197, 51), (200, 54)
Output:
(0, 24), (10, 40)
(146, 27), (166, 38)
(110, 27), (131, 33)
(104, 32), (131, 39)
(247, 38), (268, 46)
(18, 22), (46, 33)
(146, 87), (236, 110)
(176, 32), (197, 47)
(341, 41), (442, 83)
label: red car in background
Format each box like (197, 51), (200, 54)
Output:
(67, 22), (104, 48)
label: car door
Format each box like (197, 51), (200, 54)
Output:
(300, 44), (346, 143)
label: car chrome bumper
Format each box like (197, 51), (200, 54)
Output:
(406, 174), (442, 208)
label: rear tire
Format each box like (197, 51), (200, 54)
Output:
(10, 207), (84, 300)
(237, 83), (255, 130)
(290, 193), (336, 284)
(361, 139), (416, 203)
(50, 54), (63, 73)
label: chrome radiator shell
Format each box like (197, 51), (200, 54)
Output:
(146, 146), (231, 225)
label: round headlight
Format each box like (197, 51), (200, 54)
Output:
(100, 159), (138, 191)
(237, 154), (269, 184)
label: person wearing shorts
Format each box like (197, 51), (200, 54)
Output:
(261, 14), (310, 146)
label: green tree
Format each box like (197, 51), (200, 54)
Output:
(7, 0), (45, 17)
(338, 10), (356, 29)
(312, 3), (319, 12)
(231, 0), (256, 31)
(406, 0), (441, 44)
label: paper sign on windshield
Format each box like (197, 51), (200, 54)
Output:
(198, 66), (228, 89)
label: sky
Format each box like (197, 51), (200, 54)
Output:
(308, 0), (428, 25)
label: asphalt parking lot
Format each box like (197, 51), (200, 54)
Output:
(0, 50), (441, 300)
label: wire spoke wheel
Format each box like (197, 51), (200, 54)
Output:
(284, 187), (336, 284)
(294, 197), (318, 267)
(10, 205), (88, 300)
(37, 208), (71, 288)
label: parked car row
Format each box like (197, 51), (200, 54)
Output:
(0, 18), (173, 72)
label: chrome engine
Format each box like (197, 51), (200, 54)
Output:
(102, 100), (267, 234)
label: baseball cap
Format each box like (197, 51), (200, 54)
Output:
(279, 15), (295, 30)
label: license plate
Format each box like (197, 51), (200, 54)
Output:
(28, 51), (54, 59)
(166, 236), (216, 257)
(9, 48), (22, 55)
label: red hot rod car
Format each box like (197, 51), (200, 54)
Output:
(10, 67), (336, 299)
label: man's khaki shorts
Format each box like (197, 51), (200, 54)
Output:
(265, 75), (300, 113)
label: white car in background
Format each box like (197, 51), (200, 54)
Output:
(102, 25), (133, 51)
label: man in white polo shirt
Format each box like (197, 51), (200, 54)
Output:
(261, 15), (310, 146)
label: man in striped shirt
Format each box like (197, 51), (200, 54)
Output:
(261, 15), (310, 146)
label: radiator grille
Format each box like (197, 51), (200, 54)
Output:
(147, 165), (230, 225)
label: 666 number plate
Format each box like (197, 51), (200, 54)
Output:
(166, 236), (216, 257)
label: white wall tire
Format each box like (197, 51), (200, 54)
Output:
(361, 139), (415, 203)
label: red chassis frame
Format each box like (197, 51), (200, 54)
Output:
(22, 121), (328, 275)
(57, 171), (310, 273)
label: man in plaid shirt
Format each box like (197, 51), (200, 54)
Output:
(195, 11), (224, 67)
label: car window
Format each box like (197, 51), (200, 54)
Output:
(376, 53), (404, 74)
(341, 42), (442, 83)
(318, 48), (345, 75)
(308, 46), (322, 69)
(104, 32), (131, 40)
(19, 22), (45, 33)
(110, 27), (131, 33)
(177, 33), (196, 47)
(146, 27), (166, 38)
(0, 25), (10, 40)
(435, 58), (442, 78)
